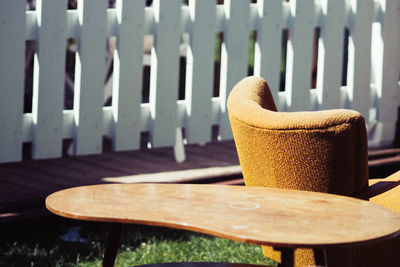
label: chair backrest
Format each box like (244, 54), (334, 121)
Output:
(227, 76), (368, 196)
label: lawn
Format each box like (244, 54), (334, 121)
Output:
(1, 215), (277, 267)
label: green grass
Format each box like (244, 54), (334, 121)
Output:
(0, 216), (277, 267)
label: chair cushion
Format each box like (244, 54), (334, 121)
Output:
(369, 170), (400, 212)
(349, 171), (400, 267)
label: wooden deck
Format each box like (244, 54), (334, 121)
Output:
(0, 141), (241, 221)
(1, 140), (399, 222)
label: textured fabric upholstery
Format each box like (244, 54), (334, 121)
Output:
(227, 76), (369, 194)
(227, 76), (373, 266)
(369, 170), (400, 211)
(349, 170), (400, 267)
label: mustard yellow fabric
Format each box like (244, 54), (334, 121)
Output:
(348, 170), (400, 267)
(227, 76), (370, 266)
(227, 76), (368, 194)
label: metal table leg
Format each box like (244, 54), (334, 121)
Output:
(103, 223), (123, 267)
(313, 248), (328, 266)
(275, 247), (294, 267)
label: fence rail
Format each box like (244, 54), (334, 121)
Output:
(1, 0), (399, 163)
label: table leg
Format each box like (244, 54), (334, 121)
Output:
(313, 248), (327, 266)
(275, 247), (294, 267)
(103, 223), (123, 267)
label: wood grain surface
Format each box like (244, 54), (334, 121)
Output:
(46, 183), (400, 249)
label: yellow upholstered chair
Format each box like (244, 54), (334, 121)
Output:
(227, 76), (400, 266)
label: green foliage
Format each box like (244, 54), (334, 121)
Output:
(1, 216), (276, 267)
(214, 32), (256, 70)
(248, 31), (256, 71)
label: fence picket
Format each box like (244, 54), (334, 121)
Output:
(73, 0), (107, 155)
(317, 0), (346, 109)
(254, 0), (283, 102)
(0, 0), (25, 163)
(31, 0), (67, 159)
(220, 0), (251, 140)
(370, 0), (400, 146)
(149, 0), (181, 147)
(285, 0), (314, 111)
(111, 0), (145, 151)
(346, 0), (374, 119)
(185, 0), (216, 144)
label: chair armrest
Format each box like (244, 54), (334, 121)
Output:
(355, 170), (400, 200)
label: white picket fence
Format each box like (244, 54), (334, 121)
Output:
(0, 0), (399, 163)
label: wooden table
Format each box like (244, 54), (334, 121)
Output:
(46, 184), (400, 267)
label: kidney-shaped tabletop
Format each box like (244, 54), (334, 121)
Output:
(46, 183), (400, 249)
